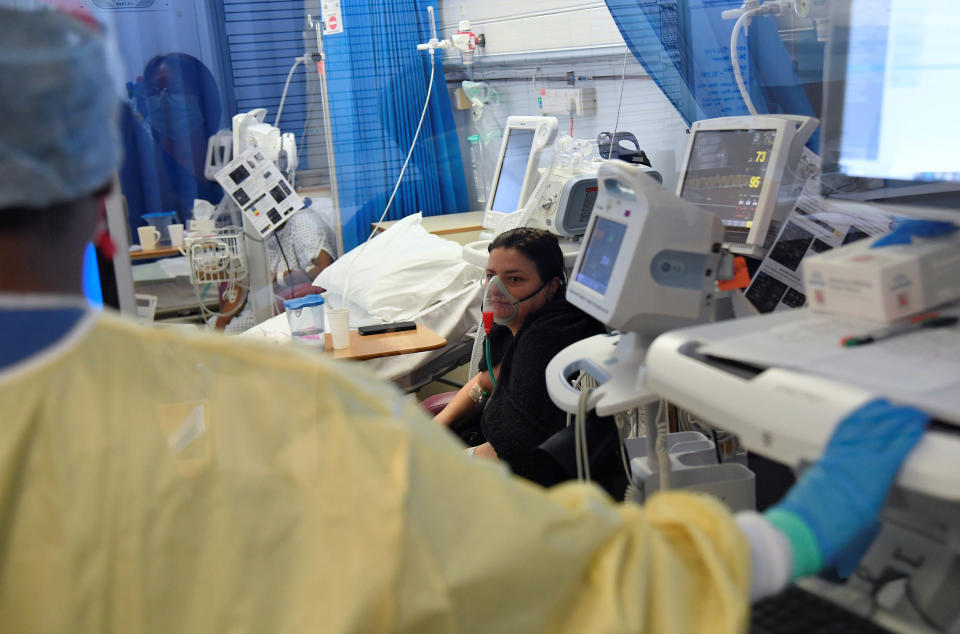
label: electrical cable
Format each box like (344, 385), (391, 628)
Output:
(730, 8), (762, 116)
(273, 230), (298, 300)
(645, 400), (671, 492)
(340, 49), (437, 305)
(618, 429), (632, 481)
(710, 428), (723, 464)
(656, 402), (670, 491)
(573, 372), (598, 481)
(614, 410), (635, 484)
(607, 49), (629, 159)
(275, 56), (304, 128)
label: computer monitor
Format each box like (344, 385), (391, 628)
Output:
(481, 116), (558, 230)
(676, 115), (817, 257)
(820, 0), (960, 201)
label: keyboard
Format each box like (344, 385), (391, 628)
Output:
(751, 585), (894, 634)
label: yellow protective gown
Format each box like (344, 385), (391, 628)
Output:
(0, 311), (750, 633)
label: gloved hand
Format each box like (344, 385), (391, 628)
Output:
(766, 399), (929, 577)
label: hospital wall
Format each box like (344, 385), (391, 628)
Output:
(439, 0), (691, 208)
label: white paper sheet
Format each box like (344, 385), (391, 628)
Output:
(701, 309), (960, 403)
(743, 180), (895, 313)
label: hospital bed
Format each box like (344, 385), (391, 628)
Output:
(243, 213), (483, 392)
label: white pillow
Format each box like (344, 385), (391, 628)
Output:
(315, 213), (476, 322)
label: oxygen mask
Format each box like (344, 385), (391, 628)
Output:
(481, 275), (547, 327)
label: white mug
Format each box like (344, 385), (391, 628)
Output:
(167, 223), (185, 247)
(137, 226), (161, 250)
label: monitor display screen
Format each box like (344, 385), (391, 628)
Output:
(837, 0), (960, 182)
(680, 129), (778, 228)
(490, 128), (536, 213)
(576, 217), (627, 295)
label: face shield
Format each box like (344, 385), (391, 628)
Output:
(481, 274), (548, 327)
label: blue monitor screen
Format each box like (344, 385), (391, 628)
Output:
(576, 217), (627, 295)
(83, 242), (102, 307)
(491, 128), (536, 213)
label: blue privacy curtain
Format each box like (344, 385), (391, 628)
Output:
(323, 0), (468, 252)
(604, 0), (821, 148)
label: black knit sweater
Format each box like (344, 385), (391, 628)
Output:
(480, 299), (606, 481)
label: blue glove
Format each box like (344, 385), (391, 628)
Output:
(767, 399), (929, 577)
(872, 218), (957, 247)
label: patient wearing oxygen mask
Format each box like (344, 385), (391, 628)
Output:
(434, 228), (626, 496)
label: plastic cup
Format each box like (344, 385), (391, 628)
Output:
(326, 308), (350, 350)
(168, 224), (185, 247)
(137, 226), (161, 250)
(284, 295), (325, 351)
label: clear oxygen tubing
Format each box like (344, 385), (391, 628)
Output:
(467, 316), (486, 377)
(730, 7), (764, 117)
(275, 56), (305, 127)
(484, 338), (497, 389)
(340, 8), (438, 307)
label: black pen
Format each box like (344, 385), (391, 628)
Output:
(842, 315), (959, 347)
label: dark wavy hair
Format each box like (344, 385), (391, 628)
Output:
(488, 228), (566, 299)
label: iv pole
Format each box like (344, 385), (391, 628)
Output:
(308, 15), (344, 259)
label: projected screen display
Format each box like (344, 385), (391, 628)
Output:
(491, 128), (536, 213)
(576, 217), (627, 295)
(838, 0), (960, 182)
(680, 129), (778, 228)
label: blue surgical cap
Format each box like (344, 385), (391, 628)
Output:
(0, 8), (120, 210)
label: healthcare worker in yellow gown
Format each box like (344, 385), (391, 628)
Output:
(0, 7), (930, 633)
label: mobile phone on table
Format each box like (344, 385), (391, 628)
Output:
(357, 321), (416, 336)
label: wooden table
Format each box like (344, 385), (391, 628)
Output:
(130, 246), (183, 260)
(323, 324), (446, 361)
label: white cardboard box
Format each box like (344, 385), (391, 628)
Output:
(803, 233), (960, 322)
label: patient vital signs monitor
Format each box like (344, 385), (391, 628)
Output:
(482, 116), (558, 230)
(569, 161), (723, 335)
(677, 115), (817, 257)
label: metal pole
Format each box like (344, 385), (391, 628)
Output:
(104, 174), (136, 316)
(312, 19), (345, 258)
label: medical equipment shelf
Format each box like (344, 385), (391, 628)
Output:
(645, 308), (960, 502)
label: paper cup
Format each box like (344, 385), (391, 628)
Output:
(326, 308), (350, 350)
(168, 224), (185, 247)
